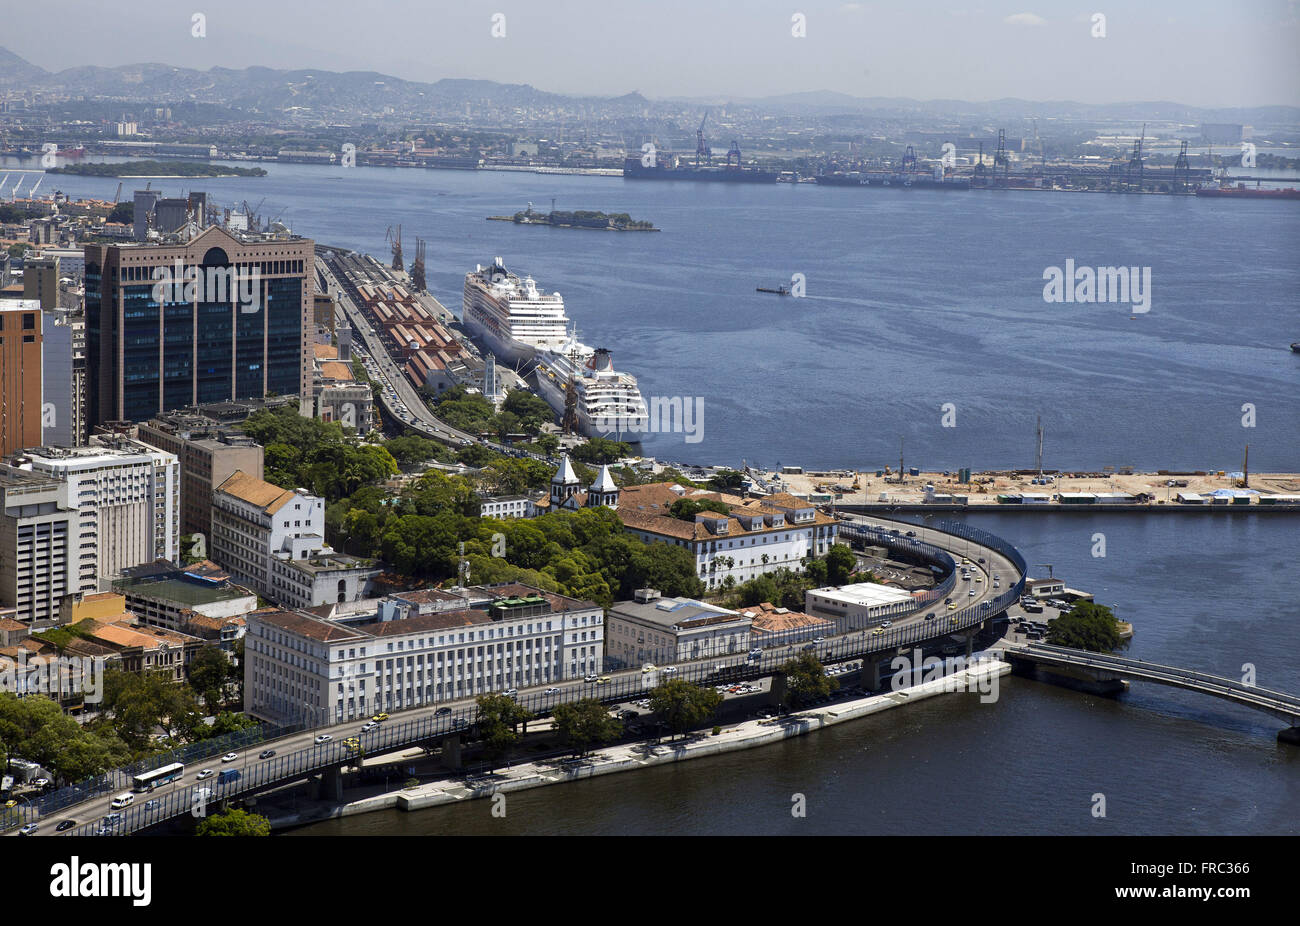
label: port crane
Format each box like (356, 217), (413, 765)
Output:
(695, 111), (712, 168)
(386, 225), (404, 273)
(726, 140), (742, 169)
(410, 238), (427, 292)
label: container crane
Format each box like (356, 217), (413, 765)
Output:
(695, 111), (712, 168)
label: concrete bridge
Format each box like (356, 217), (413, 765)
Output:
(1001, 642), (1300, 744)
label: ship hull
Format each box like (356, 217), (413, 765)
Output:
(815, 173), (971, 190)
(623, 159), (777, 183)
(462, 308), (537, 365)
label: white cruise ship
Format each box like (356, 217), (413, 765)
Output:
(534, 337), (649, 440)
(462, 258), (570, 365)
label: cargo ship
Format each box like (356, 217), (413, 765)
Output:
(462, 258), (571, 365)
(623, 156), (777, 184)
(815, 170), (971, 191)
(1195, 183), (1300, 200)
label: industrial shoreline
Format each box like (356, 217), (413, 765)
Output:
(754, 467), (1300, 513)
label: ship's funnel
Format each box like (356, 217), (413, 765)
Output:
(588, 348), (613, 372)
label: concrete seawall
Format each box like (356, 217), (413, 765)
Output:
(264, 658), (1011, 830)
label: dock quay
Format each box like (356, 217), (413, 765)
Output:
(771, 468), (1300, 512)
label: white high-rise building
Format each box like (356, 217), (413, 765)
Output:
(17, 439), (180, 592)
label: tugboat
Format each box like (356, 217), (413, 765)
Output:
(756, 285), (790, 295)
(1291, 342), (1300, 353)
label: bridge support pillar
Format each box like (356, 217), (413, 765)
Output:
(856, 659), (882, 692)
(317, 767), (343, 802)
(440, 734), (463, 770)
(1279, 727), (1300, 746)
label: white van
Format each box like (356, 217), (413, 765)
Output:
(110, 793), (135, 810)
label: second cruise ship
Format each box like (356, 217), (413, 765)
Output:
(533, 336), (649, 440)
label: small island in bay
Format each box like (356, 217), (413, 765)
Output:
(488, 204), (657, 231)
(46, 160), (268, 178)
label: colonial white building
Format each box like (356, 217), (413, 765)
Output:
(479, 494), (537, 519)
(605, 588), (752, 670)
(533, 455), (620, 514)
(616, 484), (838, 590)
(245, 583), (604, 725)
(211, 470), (329, 601)
(18, 439), (181, 592)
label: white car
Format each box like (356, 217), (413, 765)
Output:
(220, 753), (238, 763)
(110, 794), (134, 810)
(544, 687), (561, 694)
(195, 769), (215, 781)
(661, 666), (678, 675)
(314, 734), (333, 745)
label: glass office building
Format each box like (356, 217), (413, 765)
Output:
(85, 227), (314, 426)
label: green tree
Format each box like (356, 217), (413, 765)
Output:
(569, 438), (631, 465)
(187, 647), (231, 714)
(551, 698), (623, 756)
(195, 807), (272, 836)
(825, 544), (856, 585)
(707, 469), (746, 491)
(474, 693), (533, 765)
(667, 497), (731, 521)
(777, 653), (836, 711)
(1045, 601), (1125, 652)
(107, 201), (133, 224)
(648, 678), (723, 740)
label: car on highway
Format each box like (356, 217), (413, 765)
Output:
(103, 812), (123, 826)
(974, 576), (983, 583)
(905, 530), (917, 537)
(32, 777), (49, 789)
(947, 603), (958, 610)
(56, 820), (76, 832)
(19, 823), (38, 835)
(641, 663), (657, 673)
(978, 558), (986, 564)
(110, 794), (134, 809)
(372, 713), (389, 722)
(544, 687), (561, 694)
(661, 666), (678, 675)
(871, 629), (884, 636)
(144, 799), (161, 811)
(925, 614), (935, 621)
(584, 674), (599, 683)
(314, 734), (333, 745)
(259, 749), (277, 759)
(195, 769), (215, 781)
(220, 752), (238, 763)
(596, 676), (611, 684)
(969, 590), (977, 597)
(435, 707), (452, 715)
(503, 688), (518, 697)
(813, 636), (826, 642)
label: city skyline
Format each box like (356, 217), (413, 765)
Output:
(3, 0), (1299, 109)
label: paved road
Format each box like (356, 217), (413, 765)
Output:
(318, 251), (556, 466)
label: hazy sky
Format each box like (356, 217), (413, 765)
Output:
(10, 0), (1300, 108)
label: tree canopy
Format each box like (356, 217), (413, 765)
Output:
(1045, 601), (1125, 652)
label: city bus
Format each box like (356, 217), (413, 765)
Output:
(131, 763), (185, 793)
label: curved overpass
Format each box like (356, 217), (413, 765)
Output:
(16, 516), (1024, 836)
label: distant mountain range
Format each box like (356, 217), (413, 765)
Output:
(2, 46), (1296, 127)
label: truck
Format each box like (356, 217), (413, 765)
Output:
(217, 769), (241, 785)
